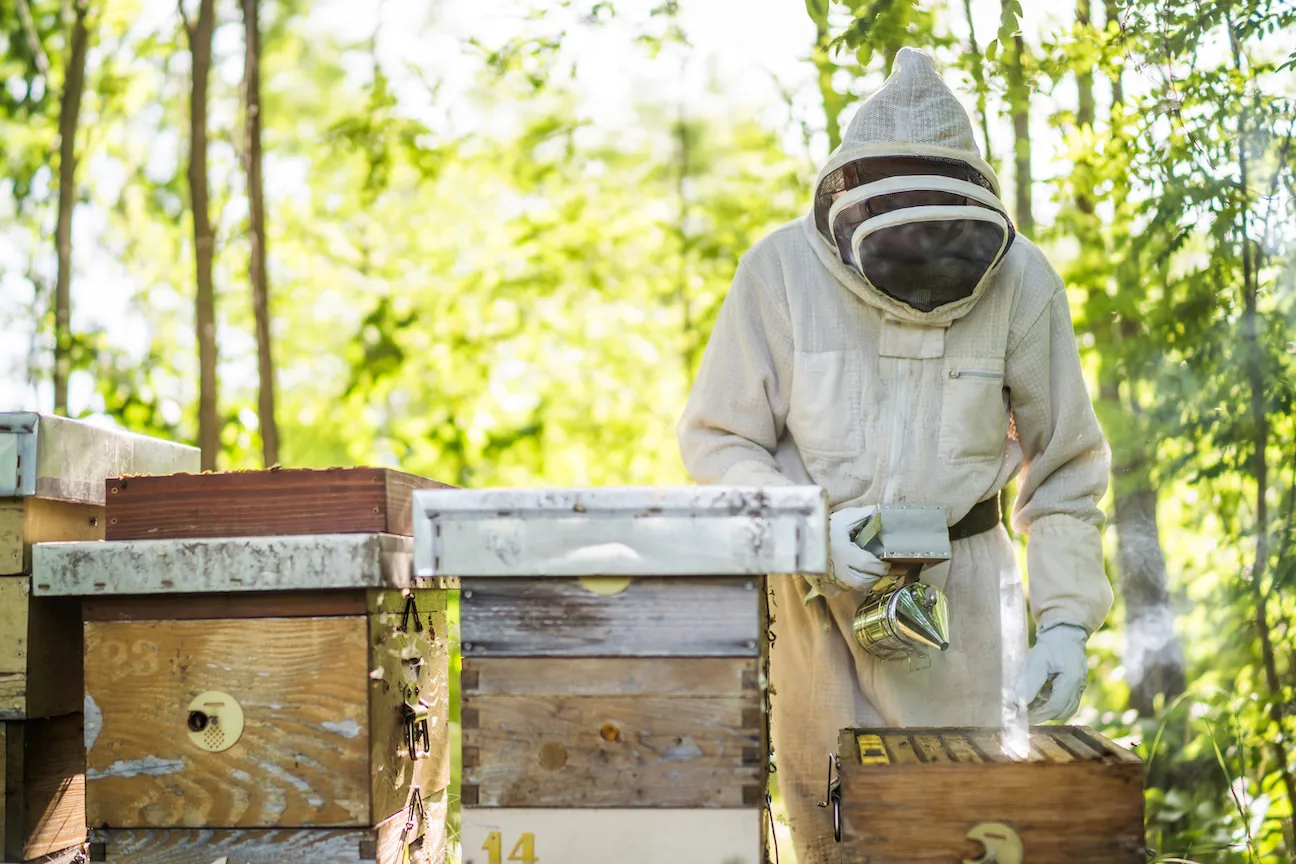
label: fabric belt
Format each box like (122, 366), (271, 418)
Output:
(948, 492), (1003, 542)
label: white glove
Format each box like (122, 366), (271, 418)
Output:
(1016, 622), (1089, 723)
(802, 507), (890, 603)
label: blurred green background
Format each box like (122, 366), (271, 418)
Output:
(2, 0), (1295, 860)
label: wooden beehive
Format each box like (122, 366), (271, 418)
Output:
(412, 485), (828, 864)
(834, 726), (1146, 863)
(103, 467), (453, 541)
(0, 412), (199, 863)
(33, 468), (454, 864)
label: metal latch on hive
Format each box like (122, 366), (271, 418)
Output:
(402, 681), (432, 760)
(816, 753), (842, 843)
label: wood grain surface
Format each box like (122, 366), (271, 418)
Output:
(83, 591), (370, 622)
(373, 786), (447, 864)
(89, 828), (379, 864)
(0, 578), (82, 720)
(104, 468), (452, 541)
(2, 713), (86, 861)
(88, 799), (443, 864)
(460, 577), (761, 657)
(85, 616), (371, 827)
(462, 689), (763, 807)
(0, 498), (103, 576)
(462, 657), (759, 697)
(837, 726), (1145, 863)
(19, 843), (86, 863)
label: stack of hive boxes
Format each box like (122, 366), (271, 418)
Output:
(33, 468), (456, 864)
(410, 486), (827, 864)
(0, 412), (197, 864)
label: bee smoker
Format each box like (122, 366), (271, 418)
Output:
(849, 504), (952, 662)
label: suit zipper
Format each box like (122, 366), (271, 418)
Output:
(949, 369), (1000, 379)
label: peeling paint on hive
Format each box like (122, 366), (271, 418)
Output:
(87, 755), (185, 780)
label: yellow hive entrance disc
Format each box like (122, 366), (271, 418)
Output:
(186, 691), (245, 753)
(579, 576), (632, 596)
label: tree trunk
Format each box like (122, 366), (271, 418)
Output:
(1230, 14), (1296, 815)
(962, 0), (994, 166)
(1090, 20), (1185, 719)
(16, 0), (52, 78)
(242, 0), (277, 467)
(182, 0), (219, 470)
(882, 45), (898, 76)
(52, 0), (91, 417)
(1003, 19), (1033, 237)
(1108, 440), (1187, 715)
(1075, 0), (1095, 129)
(1103, 0), (1123, 104)
(1073, 0), (1095, 216)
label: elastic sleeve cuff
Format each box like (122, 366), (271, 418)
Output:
(1026, 513), (1113, 634)
(718, 460), (794, 487)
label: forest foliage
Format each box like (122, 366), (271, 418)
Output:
(2, 0), (1296, 861)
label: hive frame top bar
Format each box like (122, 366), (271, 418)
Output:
(412, 485), (828, 577)
(0, 411), (200, 504)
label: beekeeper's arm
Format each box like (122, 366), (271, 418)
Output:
(1008, 270), (1113, 632)
(678, 253), (795, 488)
(1008, 267), (1114, 720)
(678, 253), (883, 596)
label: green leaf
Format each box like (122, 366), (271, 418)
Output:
(804, 0), (829, 24)
(986, 38), (1000, 61)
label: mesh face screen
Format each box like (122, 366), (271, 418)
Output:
(857, 219), (1013, 312)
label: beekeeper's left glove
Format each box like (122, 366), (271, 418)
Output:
(801, 506), (890, 604)
(1016, 622), (1089, 723)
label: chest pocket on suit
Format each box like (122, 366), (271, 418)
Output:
(939, 356), (1009, 464)
(788, 350), (865, 456)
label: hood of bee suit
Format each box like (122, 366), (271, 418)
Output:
(801, 47), (1015, 325)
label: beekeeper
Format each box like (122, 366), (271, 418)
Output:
(678, 48), (1113, 862)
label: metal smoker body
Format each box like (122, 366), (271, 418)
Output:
(849, 504), (953, 662)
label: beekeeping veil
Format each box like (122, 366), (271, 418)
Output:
(811, 48), (1014, 315)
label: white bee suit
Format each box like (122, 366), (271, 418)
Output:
(677, 49), (1113, 864)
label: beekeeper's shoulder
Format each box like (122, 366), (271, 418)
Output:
(739, 218), (805, 275)
(997, 234), (1068, 349)
(729, 218), (805, 301)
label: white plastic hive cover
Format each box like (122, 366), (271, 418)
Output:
(412, 485), (827, 577)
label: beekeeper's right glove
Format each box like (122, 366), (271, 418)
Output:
(801, 506), (890, 604)
(1017, 622), (1089, 723)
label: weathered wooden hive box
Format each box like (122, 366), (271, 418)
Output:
(412, 485), (827, 864)
(32, 468), (456, 864)
(0, 411), (198, 864)
(832, 726), (1146, 863)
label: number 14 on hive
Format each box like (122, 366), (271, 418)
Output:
(460, 810), (762, 864)
(481, 831), (537, 864)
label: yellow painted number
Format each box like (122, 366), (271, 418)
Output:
(509, 834), (538, 864)
(482, 831), (537, 864)
(482, 832), (502, 864)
